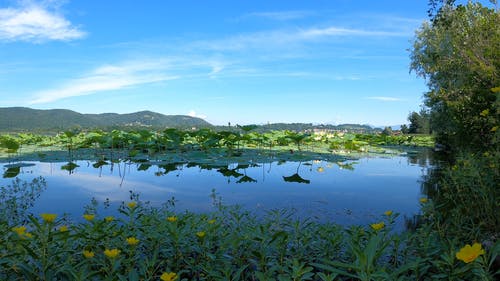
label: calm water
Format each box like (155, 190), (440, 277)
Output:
(1, 152), (431, 227)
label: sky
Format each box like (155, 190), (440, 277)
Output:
(0, 0), (468, 126)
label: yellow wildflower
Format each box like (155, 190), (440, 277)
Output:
(456, 243), (485, 263)
(83, 214), (95, 221)
(196, 231), (206, 238)
(126, 237), (140, 246)
(104, 216), (114, 222)
(370, 222), (385, 231)
(480, 109), (489, 117)
(166, 216), (177, 222)
(160, 272), (178, 281)
(59, 225), (69, 232)
(40, 213), (57, 223)
(127, 201), (137, 209)
(104, 248), (121, 259)
(208, 219), (216, 224)
(384, 210), (393, 216)
(83, 250), (94, 259)
(12, 226), (27, 235)
(419, 198), (428, 204)
(12, 226), (33, 239)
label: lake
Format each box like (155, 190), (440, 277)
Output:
(1, 150), (432, 228)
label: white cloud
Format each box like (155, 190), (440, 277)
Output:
(244, 10), (314, 21)
(29, 60), (179, 104)
(299, 27), (408, 38)
(0, 1), (85, 42)
(188, 110), (207, 119)
(196, 25), (410, 52)
(208, 61), (224, 78)
(366, 96), (404, 102)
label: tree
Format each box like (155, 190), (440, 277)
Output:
(381, 127), (393, 136)
(407, 109), (431, 134)
(400, 124), (409, 134)
(410, 1), (499, 151)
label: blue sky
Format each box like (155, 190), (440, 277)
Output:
(0, 0), (457, 126)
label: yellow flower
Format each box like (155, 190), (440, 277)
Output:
(160, 272), (178, 281)
(83, 250), (94, 259)
(456, 243), (485, 263)
(166, 216), (177, 222)
(104, 216), (114, 222)
(59, 225), (69, 232)
(83, 214), (95, 221)
(40, 213), (57, 223)
(126, 237), (140, 246)
(208, 219), (216, 224)
(419, 198), (428, 204)
(384, 210), (393, 216)
(23, 232), (33, 239)
(127, 201), (137, 209)
(12, 226), (27, 235)
(196, 231), (206, 238)
(480, 109), (489, 117)
(370, 222), (385, 231)
(104, 248), (121, 259)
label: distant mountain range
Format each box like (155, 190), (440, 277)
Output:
(0, 107), (212, 132)
(0, 107), (385, 133)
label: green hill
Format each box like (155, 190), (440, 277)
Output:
(0, 107), (212, 132)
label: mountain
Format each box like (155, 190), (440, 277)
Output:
(216, 123), (381, 133)
(0, 107), (212, 132)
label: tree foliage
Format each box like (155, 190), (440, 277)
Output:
(410, 1), (499, 151)
(407, 109), (431, 134)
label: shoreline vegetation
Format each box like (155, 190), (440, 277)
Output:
(0, 129), (434, 163)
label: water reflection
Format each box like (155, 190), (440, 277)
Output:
(61, 162), (79, 174)
(283, 162), (310, 184)
(1, 151), (433, 227)
(3, 166), (20, 178)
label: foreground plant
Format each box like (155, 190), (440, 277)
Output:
(0, 197), (498, 280)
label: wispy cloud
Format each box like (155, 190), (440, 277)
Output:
(27, 56), (234, 104)
(29, 60), (179, 104)
(366, 96), (404, 102)
(0, 0), (85, 43)
(187, 110), (207, 119)
(244, 10), (314, 21)
(196, 24), (410, 52)
(299, 27), (408, 38)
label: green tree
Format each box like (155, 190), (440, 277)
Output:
(407, 109), (431, 134)
(400, 124), (409, 134)
(410, 1), (499, 151)
(381, 127), (393, 136)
